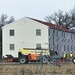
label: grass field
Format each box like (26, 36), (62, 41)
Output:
(0, 63), (75, 75)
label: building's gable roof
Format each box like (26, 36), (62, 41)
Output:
(2, 16), (75, 33)
(29, 17), (75, 33)
(1, 17), (27, 29)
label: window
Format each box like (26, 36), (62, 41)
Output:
(71, 34), (73, 39)
(67, 33), (69, 39)
(49, 29), (50, 36)
(10, 44), (15, 50)
(10, 30), (14, 36)
(62, 31), (64, 38)
(36, 44), (41, 49)
(68, 46), (69, 51)
(57, 44), (58, 50)
(62, 31), (65, 38)
(71, 46), (72, 51)
(64, 45), (65, 51)
(74, 35), (75, 40)
(49, 44), (50, 49)
(56, 30), (58, 37)
(64, 32), (65, 38)
(36, 29), (41, 36)
(74, 46), (75, 51)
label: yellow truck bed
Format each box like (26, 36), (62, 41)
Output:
(19, 48), (50, 55)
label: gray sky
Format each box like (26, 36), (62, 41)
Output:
(0, 0), (75, 21)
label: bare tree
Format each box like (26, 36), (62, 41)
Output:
(70, 6), (75, 27)
(0, 14), (15, 27)
(62, 13), (72, 28)
(0, 14), (8, 26)
(7, 16), (15, 23)
(45, 8), (75, 29)
(45, 10), (64, 25)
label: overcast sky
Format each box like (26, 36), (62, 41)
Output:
(0, 0), (75, 21)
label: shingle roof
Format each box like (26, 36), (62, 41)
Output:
(29, 17), (75, 33)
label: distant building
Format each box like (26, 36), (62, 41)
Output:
(1, 17), (75, 58)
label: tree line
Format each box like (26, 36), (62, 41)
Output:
(45, 6), (75, 29)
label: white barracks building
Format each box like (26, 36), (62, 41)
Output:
(2, 17), (75, 58)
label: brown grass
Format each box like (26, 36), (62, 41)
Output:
(0, 63), (75, 75)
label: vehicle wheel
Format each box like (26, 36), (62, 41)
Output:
(42, 59), (46, 63)
(72, 57), (75, 64)
(19, 56), (29, 64)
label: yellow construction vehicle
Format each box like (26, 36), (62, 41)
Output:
(18, 48), (50, 64)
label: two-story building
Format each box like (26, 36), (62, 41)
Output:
(2, 17), (49, 58)
(2, 17), (75, 58)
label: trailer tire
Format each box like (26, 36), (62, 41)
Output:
(19, 56), (29, 64)
(72, 57), (75, 64)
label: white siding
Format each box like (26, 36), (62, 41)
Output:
(2, 17), (48, 57)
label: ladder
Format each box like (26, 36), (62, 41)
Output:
(39, 55), (61, 67)
(38, 49), (62, 67)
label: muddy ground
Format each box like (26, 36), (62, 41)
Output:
(0, 62), (75, 75)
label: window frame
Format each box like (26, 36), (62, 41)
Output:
(9, 30), (14, 36)
(10, 44), (15, 50)
(56, 30), (58, 37)
(36, 29), (41, 36)
(36, 44), (41, 49)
